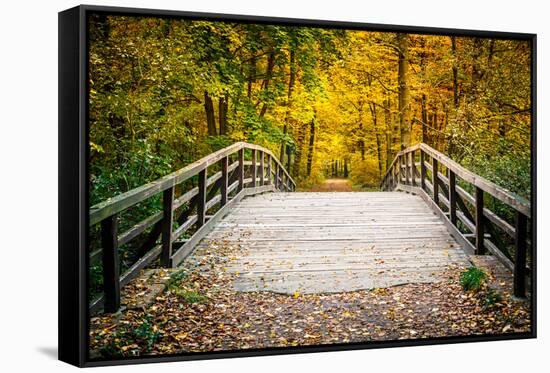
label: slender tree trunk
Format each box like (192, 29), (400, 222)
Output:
(204, 91), (217, 136)
(397, 33), (411, 149)
(451, 36), (459, 108)
(344, 159), (349, 178)
(306, 117), (315, 176)
(370, 103), (383, 178)
(384, 96), (393, 169)
(259, 52), (275, 118)
(280, 49), (296, 162)
(292, 123), (306, 177)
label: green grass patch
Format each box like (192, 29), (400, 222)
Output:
(460, 266), (486, 292)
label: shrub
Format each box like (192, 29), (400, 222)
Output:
(460, 267), (486, 292)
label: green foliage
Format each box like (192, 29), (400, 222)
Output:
(460, 267), (486, 292)
(172, 289), (209, 304)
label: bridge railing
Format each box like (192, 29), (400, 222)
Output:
(89, 142), (295, 313)
(381, 143), (532, 298)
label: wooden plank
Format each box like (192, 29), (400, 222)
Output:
(432, 157), (439, 205)
(101, 215), (120, 313)
(171, 215), (198, 241)
(117, 211), (163, 247)
(197, 169), (207, 227)
(221, 156), (228, 206)
(259, 151), (265, 186)
(238, 148), (244, 191)
(160, 187), (175, 267)
(514, 211), (527, 297)
(250, 149), (257, 188)
(449, 170), (457, 225)
(475, 187), (485, 255)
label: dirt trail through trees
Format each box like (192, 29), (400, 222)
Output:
(307, 178), (353, 192)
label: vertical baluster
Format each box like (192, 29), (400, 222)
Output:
(514, 211), (527, 298)
(220, 156), (228, 206)
(267, 154), (272, 185)
(449, 170), (457, 225)
(251, 149), (257, 188)
(410, 150), (416, 186)
(274, 162), (279, 190)
(259, 151), (265, 186)
(101, 214), (120, 313)
(475, 187), (485, 254)
(238, 149), (244, 192)
(161, 186), (175, 267)
(432, 157), (439, 204)
(406, 152), (411, 184)
(197, 169), (207, 227)
(420, 150), (426, 190)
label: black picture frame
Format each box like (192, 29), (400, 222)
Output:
(59, 4), (537, 367)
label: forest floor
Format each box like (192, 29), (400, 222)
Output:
(303, 178), (354, 192)
(90, 237), (532, 358)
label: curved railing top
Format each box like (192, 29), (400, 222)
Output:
(382, 143), (531, 218)
(90, 142), (295, 226)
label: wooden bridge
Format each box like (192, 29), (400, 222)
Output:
(89, 142), (531, 313)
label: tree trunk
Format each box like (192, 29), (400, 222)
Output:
(370, 103), (383, 178)
(344, 159), (349, 178)
(397, 33), (411, 150)
(384, 96), (393, 169)
(204, 91), (217, 136)
(280, 49), (296, 162)
(292, 123), (306, 177)
(259, 52), (275, 118)
(306, 117), (315, 176)
(451, 36), (459, 108)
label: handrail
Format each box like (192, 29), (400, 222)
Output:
(90, 142), (295, 226)
(90, 142), (295, 314)
(381, 143), (531, 298)
(381, 143), (530, 217)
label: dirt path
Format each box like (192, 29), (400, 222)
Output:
(307, 178), (353, 192)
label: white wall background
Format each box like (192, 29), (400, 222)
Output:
(0, 0), (546, 371)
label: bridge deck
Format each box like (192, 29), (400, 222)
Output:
(192, 191), (470, 294)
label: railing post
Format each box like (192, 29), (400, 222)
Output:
(197, 169), (207, 227)
(449, 170), (457, 225)
(259, 151), (265, 186)
(101, 214), (120, 313)
(266, 154), (272, 185)
(274, 162), (279, 190)
(410, 150), (416, 186)
(475, 186), (485, 254)
(420, 150), (426, 190)
(161, 186), (175, 267)
(514, 211), (527, 298)
(251, 149), (257, 188)
(220, 156), (228, 206)
(406, 152), (411, 184)
(432, 157), (439, 204)
(238, 149), (244, 192)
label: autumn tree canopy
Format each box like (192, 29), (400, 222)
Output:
(89, 15), (531, 203)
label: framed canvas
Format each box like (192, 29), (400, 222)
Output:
(59, 4), (536, 367)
